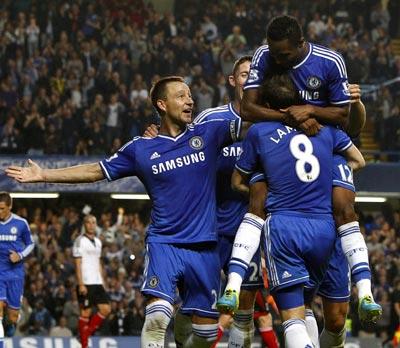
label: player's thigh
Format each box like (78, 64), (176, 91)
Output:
(332, 155), (357, 226)
(191, 314), (218, 325)
(91, 285), (110, 316)
(141, 242), (183, 305)
(322, 298), (349, 333)
(181, 244), (220, 320)
(317, 238), (350, 304)
(5, 278), (24, 311)
(256, 313), (273, 328)
(264, 214), (336, 292)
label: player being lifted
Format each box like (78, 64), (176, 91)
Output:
(6, 76), (242, 348)
(0, 192), (34, 348)
(219, 14), (381, 346)
(231, 73), (363, 347)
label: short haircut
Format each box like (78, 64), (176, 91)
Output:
(232, 55), (253, 76)
(267, 15), (303, 45)
(150, 76), (185, 114)
(83, 214), (96, 223)
(261, 73), (301, 110)
(0, 192), (12, 206)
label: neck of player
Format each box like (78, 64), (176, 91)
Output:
(159, 117), (187, 138)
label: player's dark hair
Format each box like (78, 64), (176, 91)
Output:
(150, 76), (185, 115)
(267, 15), (303, 45)
(232, 55), (252, 76)
(261, 73), (301, 110)
(0, 192), (12, 207)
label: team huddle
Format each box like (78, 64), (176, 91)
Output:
(5, 15), (382, 348)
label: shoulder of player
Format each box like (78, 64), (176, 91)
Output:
(193, 104), (231, 123)
(310, 43), (347, 75)
(252, 44), (269, 64)
(10, 214), (30, 230)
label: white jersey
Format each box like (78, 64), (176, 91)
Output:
(73, 234), (103, 285)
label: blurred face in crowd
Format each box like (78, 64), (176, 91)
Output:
(83, 215), (97, 236)
(158, 81), (193, 125)
(229, 60), (251, 101)
(0, 201), (11, 221)
(268, 38), (305, 69)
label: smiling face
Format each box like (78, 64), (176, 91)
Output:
(157, 81), (194, 125)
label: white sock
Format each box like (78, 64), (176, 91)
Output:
(225, 272), (244, 294)
(319, 327), (346, 348)
(305, 309), (319, 348)
(282, 319), (313, 348)
(227, 213), (264, 293)
(356, 278), (373, 299)
(141, 300), (174, 348)
(0, 317), (3, 348)
(338, 222), (371, 280)
(228, 309), (255, 348)
(183, 323), (218, 348)
(174, 311), (192, 348)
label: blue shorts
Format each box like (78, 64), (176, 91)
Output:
(0, 278), (24, 309)
(219, 235), (263, 290)
(142, 242), (220, 318)
(332, 154), (355, 192)
(263, 213), (336, 296)
(317, 238), (350, 302)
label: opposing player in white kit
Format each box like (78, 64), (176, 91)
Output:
(73, 215), (111, 348)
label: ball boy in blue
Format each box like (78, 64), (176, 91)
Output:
(0, 192), (34, 348)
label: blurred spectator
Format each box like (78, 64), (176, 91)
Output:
(49, 316), (73, 337)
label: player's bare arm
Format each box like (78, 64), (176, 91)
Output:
(231, 168), (250, 197)
(346, 84), (366, 138)
(343, 144), (366, 172)
(248, 181), (268, 220)
(74, 257), (87, 295)
(6, 160), (104, 183)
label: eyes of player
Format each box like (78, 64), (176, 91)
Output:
(240, 72), (248, 79)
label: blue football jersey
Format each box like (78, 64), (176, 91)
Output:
(0, 214), (34, 279)
(245, 43), (350, 106)
(100, 119), (240, 244)
(236, 123), (352, 216)
(193, 103), (247, 237)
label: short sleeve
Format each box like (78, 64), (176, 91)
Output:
(249, 172), (265, 185)
(332, 128), (353, 153)
(72, 238), (82, 258)
(326, 52), (350, 106)
(100, 140), (137, 181)
(244, 45), (269, 90)
(200, 118), (241, 148)
(235, 125), (260, 174)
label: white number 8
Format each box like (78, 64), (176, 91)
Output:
(290, 134), (320, 183)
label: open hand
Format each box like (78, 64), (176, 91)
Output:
(143, 124), (159, 138)
(5, 159), (45, 182)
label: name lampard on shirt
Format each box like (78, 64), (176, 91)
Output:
(151, 152), (206, 174)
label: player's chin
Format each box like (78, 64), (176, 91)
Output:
(181, 112), (192, 123)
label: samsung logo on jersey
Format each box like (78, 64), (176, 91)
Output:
(152, 152), (206, 174)
(0, 235), (17, 241)
(222, 146), (242, 157)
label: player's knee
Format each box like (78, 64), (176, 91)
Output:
(257, 313), (272, 328)
(6, 311), (19, 324)
(324, 312), (346, 333)
(143, 300), (173, 334)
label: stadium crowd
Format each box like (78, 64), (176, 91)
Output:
(0, 0), (399, 156)
(8, 200), (400, 344)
